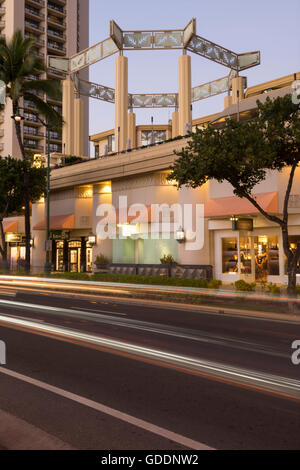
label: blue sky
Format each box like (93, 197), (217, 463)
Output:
(88, 0), (300, 138)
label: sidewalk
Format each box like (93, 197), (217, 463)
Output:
(0, 275), (299, 322)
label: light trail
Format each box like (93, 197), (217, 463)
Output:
(0, 275), (299, 302)
(0, 298), (290, 358)
(0, 313), (299, 400)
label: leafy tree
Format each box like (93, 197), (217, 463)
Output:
(168, 94), (300, 296)
(0, 156), (47, 270)
(0, 31), (62, 271)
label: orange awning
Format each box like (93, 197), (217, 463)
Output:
(33, 214), (75, 231)
(98, 206), (179, 224)
(98, 206), (153, 225)
(205, 192), (278, 218)
(3, 220), (18, 233)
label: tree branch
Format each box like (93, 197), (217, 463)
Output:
(236, 189), (284, 227)
(283, 163), (298, 224)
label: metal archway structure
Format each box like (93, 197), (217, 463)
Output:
(51, 20), (260, 154)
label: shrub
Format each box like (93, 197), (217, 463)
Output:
(207, 279), (222, 289)
(160, 254), (177, 265)
(91, 273), (208, 288)
(267, 283), (281, 295)
(235, 280), (256, 292)
(94, 254), (109, 266)
(50, 272), (90, 281)
(297, 286), (300, 296)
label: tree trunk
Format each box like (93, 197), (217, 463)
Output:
(13, 103), (31, 274)
(0, 218), (9, 271)
(287, 262), (297, 297)
(282, 224), (299, 297)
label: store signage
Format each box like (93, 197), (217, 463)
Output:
(5, 233), (22, 243)
(50, 231), (70, 241)
(232, 218), (253, 231)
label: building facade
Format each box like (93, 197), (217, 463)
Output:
(0, 0), (89, 159)
(2, 71), (300, 285)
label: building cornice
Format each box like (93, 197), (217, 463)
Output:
(50, 137), (188, 190)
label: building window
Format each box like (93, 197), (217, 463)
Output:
(285, 235), (300, 274)
(222, 238), (238, 274)
(108, 135), (115, 153)
(141, 130), (166, 147)
(95, 145), (99, 158)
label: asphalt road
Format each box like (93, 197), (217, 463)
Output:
(0, 286), (299, 450)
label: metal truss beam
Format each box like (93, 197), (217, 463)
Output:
(186, 34), (260, 71)
(74, 70), (240, 108)
(129, 93), (178, 108)
(48, 19), (260, 75)
(75, 78), (115, 103)
(192, 70), (237, 102)
(48, 37), (119, 75)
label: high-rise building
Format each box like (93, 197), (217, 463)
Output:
(0, 0), (89, 159)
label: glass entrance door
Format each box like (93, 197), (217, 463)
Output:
(69, 248), (79, 272)
(68, 241), (82, 272)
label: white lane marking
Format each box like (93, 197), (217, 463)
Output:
(71, 307), (127, 316)
(0, 313), (299, 398)
(0, 367), (213, 450)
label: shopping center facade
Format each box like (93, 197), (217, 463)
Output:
(2, 19), (300, 285)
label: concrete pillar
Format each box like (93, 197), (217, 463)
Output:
(31, 199), (46, 273)
(74, 97), (83, 156)
(231, 77), (245, 104)
(62, 78), (75, 155)
(224, 95), (233, 108)
(115, 55), (128, 152)
(128, 111), (136, 149)
(178, 54), (192, 136)
(92, 183), (113, 269)
(172, 111), (179, 138)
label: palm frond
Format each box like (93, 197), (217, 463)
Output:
(23, 92), (63, 129)
(23, 79), (62, 101)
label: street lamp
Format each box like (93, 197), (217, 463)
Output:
(11, 107), (52, 274)
(176, 227), (186, 244)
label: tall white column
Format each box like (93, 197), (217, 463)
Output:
(115, 55), (128, 152)
(62, 77), (75, 155)
(178, 54), (192, 136)
(231, 77), (245, 104)
(74, 97), (83, 156)
(128, 111), (136, 149)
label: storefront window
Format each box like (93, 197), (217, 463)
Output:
(254, 236), (279, 280)
(240, 237), (252, 274)
(285, 236), (300, 274)
(56, 241), (64, 272)
(222, 238), (238, 274)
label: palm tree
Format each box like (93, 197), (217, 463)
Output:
(0, 30), (62, 272)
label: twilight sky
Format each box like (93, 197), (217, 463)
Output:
(88, 0), (300, 142)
